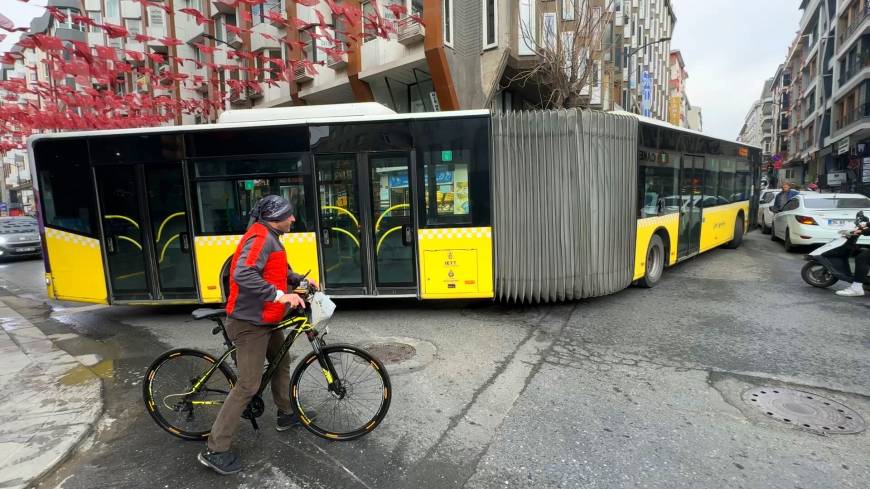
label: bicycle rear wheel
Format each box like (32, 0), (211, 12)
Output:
(290, 344), (391, 441)
(142, 348), (236, 441)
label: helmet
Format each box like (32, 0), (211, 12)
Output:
(250, 195), (294, 223)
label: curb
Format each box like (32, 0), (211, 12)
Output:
(0, 298), (103, 489)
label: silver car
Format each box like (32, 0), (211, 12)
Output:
(0, 217), (42, 260)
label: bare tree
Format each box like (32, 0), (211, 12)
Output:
(509, 0), (613, 110)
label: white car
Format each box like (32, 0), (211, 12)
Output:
(759, 190), (818, 234)
(771, 193), (870, 251)
(757, 189), (779, 232)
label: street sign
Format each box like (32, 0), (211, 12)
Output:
(641, 71), (652, 118)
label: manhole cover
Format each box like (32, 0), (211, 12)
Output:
(363, 342), (416, 365)
(742, 387), (865, 435)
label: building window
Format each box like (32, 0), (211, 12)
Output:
(302, 27), (319, 62)
(443, 0), (453, 46)
(483, 0), (498, 49)
(253, 0), (281, 26)
(106, 0), (120, 18)
(363, 1), (377, 42)
(215, 15), (225, 42)
(148, 6), (164, 27)
(518, 0), (535, 55)
(88, 11), (102, 33)
(257, 49), (281, 81)
(542, 13), (556, 50)
(125, 18), (142, 38)
(562, 0), (575, 21)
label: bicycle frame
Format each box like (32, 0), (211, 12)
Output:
(185, 310), (344, 411)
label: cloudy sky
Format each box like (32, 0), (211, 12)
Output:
(3, 0), (803, 140)
(670, 0), (803, 140)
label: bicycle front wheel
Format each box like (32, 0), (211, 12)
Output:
(142, 348), (236, 441)
(290, 344), (391, 441)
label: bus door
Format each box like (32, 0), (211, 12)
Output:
(678, 155), (704, 258)
(315, 152), (417, 296)
(95, 164), (197, 301)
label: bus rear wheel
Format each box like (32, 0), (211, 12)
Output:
(724, 216), (744, 249)
(638, 234), (665, 288)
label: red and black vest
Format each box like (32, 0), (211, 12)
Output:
(226, 222), (288, 324)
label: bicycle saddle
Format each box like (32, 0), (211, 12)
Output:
(191, 308), (226, 320)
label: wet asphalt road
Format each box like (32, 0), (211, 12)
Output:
(2, 231), (868, 489)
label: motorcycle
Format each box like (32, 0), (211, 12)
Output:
(801, 211), (870, 288)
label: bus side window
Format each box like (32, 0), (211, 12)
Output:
(34, 139), (97, 236)
(413, 117), (491, 228)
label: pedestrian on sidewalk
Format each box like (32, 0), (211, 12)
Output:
(198, 195), (317, 475)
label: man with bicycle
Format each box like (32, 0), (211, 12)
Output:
(199, 195), (316, 475)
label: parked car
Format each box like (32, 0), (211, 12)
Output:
(759, 190), (818, 234)
(0, 217), (42, 260)
(771, 193), (870, 252)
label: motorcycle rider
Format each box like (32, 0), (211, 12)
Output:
(836, 218), (870, 297)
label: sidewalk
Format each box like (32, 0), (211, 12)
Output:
(0, 298), (102, 489)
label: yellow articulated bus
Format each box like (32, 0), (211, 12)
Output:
(28, 104), (760, 305)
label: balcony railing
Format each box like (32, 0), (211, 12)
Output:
(397, 17), (425, 45)
(839, 10), (870, 47)
(839, 52), (870, 85)
(835, 102), (870, 130)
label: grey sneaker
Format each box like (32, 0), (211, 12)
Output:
(277, 409), (316, 431)
(197, 450), (242, 475)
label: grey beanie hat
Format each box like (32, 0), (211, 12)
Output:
(251, 195), (294, 223)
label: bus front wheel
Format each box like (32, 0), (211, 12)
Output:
(638, 234), (665, 288)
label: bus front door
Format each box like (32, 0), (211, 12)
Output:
(678, 155), (704, 258)
(95, 164), (197, 302)
(315, 152), (417, 296)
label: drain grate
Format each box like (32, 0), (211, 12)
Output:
(362, 342), (416, 365)
(742, 387), (865, 435)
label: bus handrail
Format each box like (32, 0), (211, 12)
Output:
(117, 235), (142, 250)
(159, 234), (181, 263)
(156, 212), (186, 243)
(105, 215), (139, 229)
(321, 206), (360, 229)
(329, 227), (360, 248)
(374, 204), (410, 232)
(376, 226), (403, 254)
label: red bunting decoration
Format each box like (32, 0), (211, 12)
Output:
(0, 0), (394, 155)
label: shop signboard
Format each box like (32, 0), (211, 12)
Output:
(863, 158), (870, 183)
(838, 137), (850, 155)
(828, 171), (847, 186)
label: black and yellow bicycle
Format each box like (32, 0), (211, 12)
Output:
(142, 282), (391, 442)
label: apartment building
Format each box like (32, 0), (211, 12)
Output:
(666, 48), (701, 130)
(753, 0), (870, 193)
(1, 0), (684, 213)
(828, 0), (870, 193)
(612, 0), (676, 120)
(738, 100), (762, 148)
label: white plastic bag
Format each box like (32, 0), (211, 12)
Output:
(310, 291), (336, 326)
